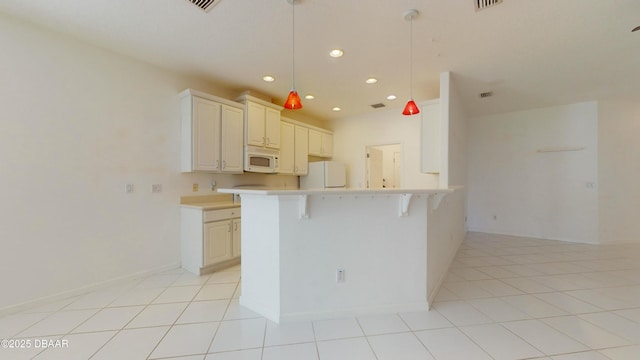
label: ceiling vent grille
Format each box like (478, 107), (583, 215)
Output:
(475, 0), (503, 11)
(187, 0), (219, 12)
(479, 91), (494, 98)
(370, 103), (386, 109)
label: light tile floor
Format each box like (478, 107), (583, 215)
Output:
(2, 232), (640, 359)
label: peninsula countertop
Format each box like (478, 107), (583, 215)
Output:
(217, 187), (455, 196)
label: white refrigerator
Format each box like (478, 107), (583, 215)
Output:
(300, 161), (346, 189)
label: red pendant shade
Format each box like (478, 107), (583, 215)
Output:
(402, 100), (419, 116)
(284, 89), (303, 110)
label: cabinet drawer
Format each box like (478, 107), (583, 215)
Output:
(204, 207), (240, 222)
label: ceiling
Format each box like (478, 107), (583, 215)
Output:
(0, 0), (638, 121)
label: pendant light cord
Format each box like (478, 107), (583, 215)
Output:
(291, 0), (296, 90)
(409, 14), (414, 99)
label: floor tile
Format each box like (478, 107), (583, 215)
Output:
(135, 274), (181, 288)
(64, 290), (124, 310)
(205, 349), (262, 360)
(398, 309), (453, 331)
(316, 337), (376, 360)
(17, 309), (98, 337)
(72, 306), (143, 333)
(22, 297), (80, 314)
(432, 287), (459, 302)
(33, 331), (115, 360)
(126, 303), (188, 328)
(551, 351), (609, 360)
(460, 323), (543, 360)
(177, 300), (230, 324)
(207, 271), (241, 284)
(356, 314), (409, 336)
(91, 326), (169, 360)
(501, 294), (568, 318)
(579, 312), (640, 342)
(313, 318), (364, 341)
(467, 297), (530, 322)
(108, 287), (165, 307)
(153, 286), (202, 304)
(223, 300), (261, 320)
(534, 293), (602, 314)
(472, 279), (524, 296)
(448, 267), (493, 281)
(443, 281), (493, 299)
(264, 320), (315, 347)
(598, 345), (640, 359)
(432, 301), (493, 326)
(415, 327), (492, 360)
(262, 342), (318, 360)
(614, 308), (640, 323)
(500, 277), (555, 294)
(0, 312), (52, 338)
(502, 319), (589, 355)
(208, 318), (266, 353)
(150, 322), (218, 359)
(172, 273), (212, 287)
(542, 316), (630, 349)
(368, 332), (435, 360)
(194, 284), (237, 301)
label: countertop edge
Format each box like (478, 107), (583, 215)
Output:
(217, 187), (458, 196)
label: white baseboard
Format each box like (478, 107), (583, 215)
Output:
(0, 262), (181, 317)
(466, 228), (599, 245)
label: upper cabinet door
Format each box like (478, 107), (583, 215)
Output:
(294, 125), (309, 175)
(264, 108), (281, 149)
(279, 122), (295, 174)
(192, 97), (222, 171)
(220, 105), (244, 173)
(246, 101), (266, 147)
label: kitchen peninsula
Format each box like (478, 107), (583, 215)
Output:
(217, 187), (463, 323)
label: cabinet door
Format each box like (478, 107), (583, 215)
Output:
(221, 105), (244, 173)
(193, 97), (222, 171)
(279, 122), (295, 174)
(264, 108), (281, 149)
(232, 218), (241, 257)
(246, 101), (265, 147)
(294, 125), (309, 175)
(204, 220), (232, 266)
(308, 128), (322, 156)
(322, 132), (334, 157)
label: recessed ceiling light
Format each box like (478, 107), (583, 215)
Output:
(386, 95), (397, 100)
(332, 107), (341, 111)
(262, 75), (275, 82)
(329, 49), (344, 58)
(365, 78), (378, 84)
(304, 94), (315, 100)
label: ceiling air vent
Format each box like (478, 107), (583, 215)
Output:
(187, 0), (219, 12)
(370, 103), (386, 109)
(475, 0), (503, 11)
(479, 91), (493, 98)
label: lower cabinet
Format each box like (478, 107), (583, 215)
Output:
(181, 206), (241, 275)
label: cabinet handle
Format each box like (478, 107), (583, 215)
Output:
(262, 136), (266, 145)
(266, 137), (270, 145)
(215, 160), (220, 169)
(234, 223), (238, 231)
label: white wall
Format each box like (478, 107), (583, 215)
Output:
(0, 13), (298, 312)
(467, 102), (598, 243)
(331, 107), (439, 189)
(598, 98), (640, 244)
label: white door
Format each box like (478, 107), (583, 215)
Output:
(264, 108), (281, 149)
(193, 97), (221, 171)
(246, 102), (265, 147)
(204, 221), (232, 266)
(367, 147), (384, 189)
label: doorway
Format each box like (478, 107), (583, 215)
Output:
(365, 144), (401, 189)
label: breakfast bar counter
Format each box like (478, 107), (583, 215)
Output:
(217, 187), (463, 323)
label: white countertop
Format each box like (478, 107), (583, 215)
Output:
(217, 187), (455, 196)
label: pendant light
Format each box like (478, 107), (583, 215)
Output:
(284, 0), (302, 109)
(402, 9), (420, 116)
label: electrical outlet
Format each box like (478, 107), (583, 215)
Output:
(336, 269), (345, 283)
(125, 184), (134, 193)
(192, 183), (199, 192)
(152, 184), (162, 193)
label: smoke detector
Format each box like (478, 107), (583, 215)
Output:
(187, 0), (219, 12)
(475, 0), (503, 11)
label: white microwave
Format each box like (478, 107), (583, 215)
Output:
(244, 146), (279, 173)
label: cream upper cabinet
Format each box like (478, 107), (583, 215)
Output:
(280, 120), (310, 175)
(180, 89), (244, 174)
(308, 128), (333, 158)
(294, 125), (309, 174)
(279, 121), (295, 174)
(220, 105), (244, 173)
(237, 95), (282, 149)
